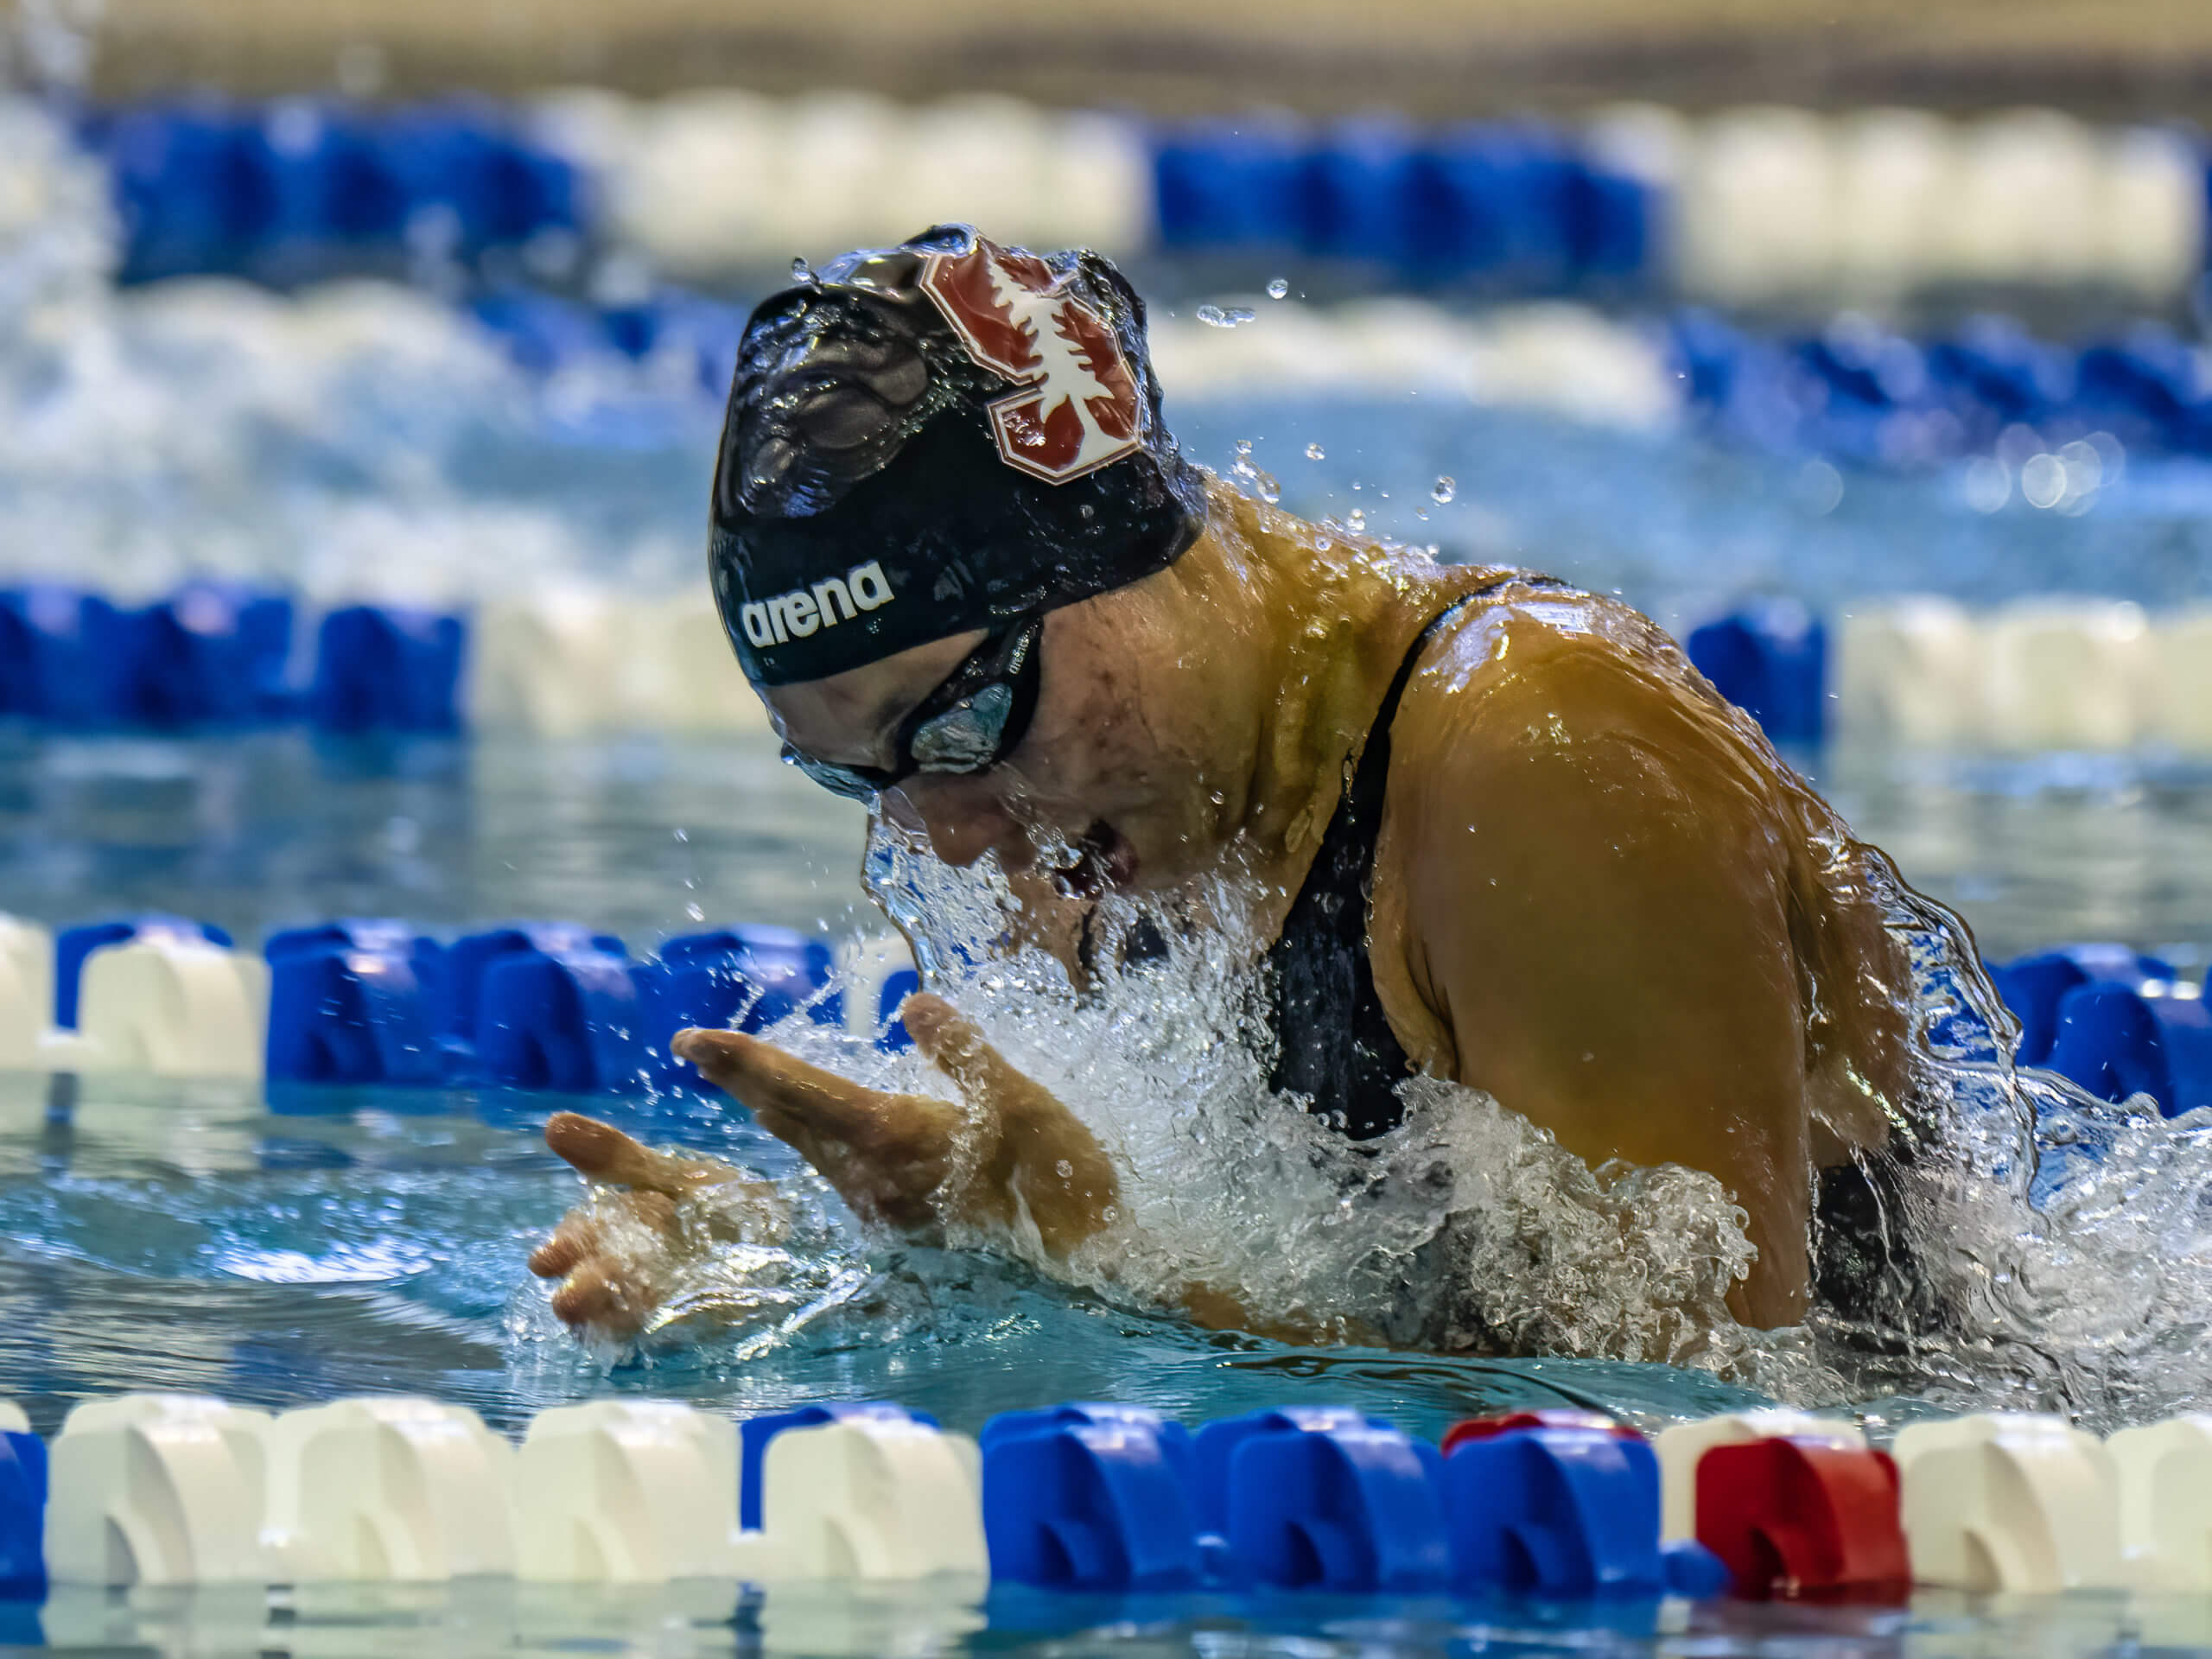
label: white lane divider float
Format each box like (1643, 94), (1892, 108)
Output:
(262, 1397), (515, 1582)
(46, 1394), (273, 1586)
(467, 587), (769, 738)
(513, 1402), (739, 1583)
(1834, 597), (1989, 748)
(1837, 597), (2212, 753)
(731, 1416), (987, 1582)
(1891, 1411), (2124, 1592)
(0, 916), (50, 1071)
(2109, 1414), (2212, 1592)
(1981, 599), (2152, 753)
(39, 934), (268, 1082)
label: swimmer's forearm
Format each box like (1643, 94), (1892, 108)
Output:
(1176, 1281), (1382, 1348)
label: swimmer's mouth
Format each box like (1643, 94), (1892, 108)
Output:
(1049, 822), (1138, 899)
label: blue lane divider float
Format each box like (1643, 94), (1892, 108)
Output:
(1670, 311), (2212, 464)
(981, 1401), (1727, 1599)
(0, 586), (294, 729)
(1203, 1407), (1450, 1592)
(634, 928), (842, 1092)
(308, 607), (466, 735)
(88, 97), (582, 283)
(981, 1404), (1203, 1592)
(1987, 946), (2212, 1116)
(262, 918), (880, 1094)
(474, 930), (647, 1094)
(1151, 116), (1656, 291)
(0, 1425), (45, 1594)
(1443, 1417), (1726, 1598)
(0, 588), (464, 736)
(264, 921), (448, 1086)
(1685, 601), (1827, 746)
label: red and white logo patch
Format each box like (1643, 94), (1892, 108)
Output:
(918, 236), (1142, 484)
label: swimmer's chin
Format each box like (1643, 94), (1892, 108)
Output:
(1043, 821), (1140, 899)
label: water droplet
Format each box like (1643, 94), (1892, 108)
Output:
(1347, 508), (1367, 532)
(1235, 437), (1253, 457)
(1306, 442), (1325, 460)
(672, 827), (689, 842)
(1255, 471), (1281, 504)
(1195, 304), (1255, 328)
(1055, 1160), (1074, 1179)
(790, 257), (812, 282)
(1266, 277), (1290, 300)
(1431, 475), (1457, 505)
(685, 902), (705, 921)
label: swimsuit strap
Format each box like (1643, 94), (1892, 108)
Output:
(1262, 583), (1510, 1137)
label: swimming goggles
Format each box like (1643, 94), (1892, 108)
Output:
(779, 615), (1046, 802)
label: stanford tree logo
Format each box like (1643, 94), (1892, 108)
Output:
(918, 236), (1142, 484)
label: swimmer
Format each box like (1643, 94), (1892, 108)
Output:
(530, 225), (1924, 1349)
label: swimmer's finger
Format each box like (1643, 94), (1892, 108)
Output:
(550, 1258), (655, 1339)
(671, 1027), (900, 1141)
(901, 993), (1048, 1116)
(544, 1111), (722, 1195)
(528, 1212), (600, 1278)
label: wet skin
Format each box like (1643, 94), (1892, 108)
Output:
(534, 478), (1914, 1342)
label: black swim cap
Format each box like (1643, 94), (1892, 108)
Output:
(709, 224), (1210, 687)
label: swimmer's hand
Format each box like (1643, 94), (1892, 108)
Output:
(670, 992), (1120, 1258)
(528, 1114), (786, 1340)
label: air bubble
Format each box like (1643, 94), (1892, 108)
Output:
(1346, 508), (1367, 532)
(1431, 476), (1456, 505)
(1306, 442), (1325, 461)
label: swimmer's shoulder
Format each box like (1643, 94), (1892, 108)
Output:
(1401, 569), (1702, 725)
(1384, 569), (1791, 841)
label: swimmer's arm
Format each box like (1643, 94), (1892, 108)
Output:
(677, 1007), (1348, 1338)
(533, 1001), (1344, 1345)
(1372, 632), (1815, 1328)
(674, 995), (1118, 1256)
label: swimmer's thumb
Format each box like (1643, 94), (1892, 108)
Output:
(896, 992), (966, 1058)
(901, 994), (1040, 1112)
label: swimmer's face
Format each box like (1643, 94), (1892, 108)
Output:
(764, 572), (1234, 897)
